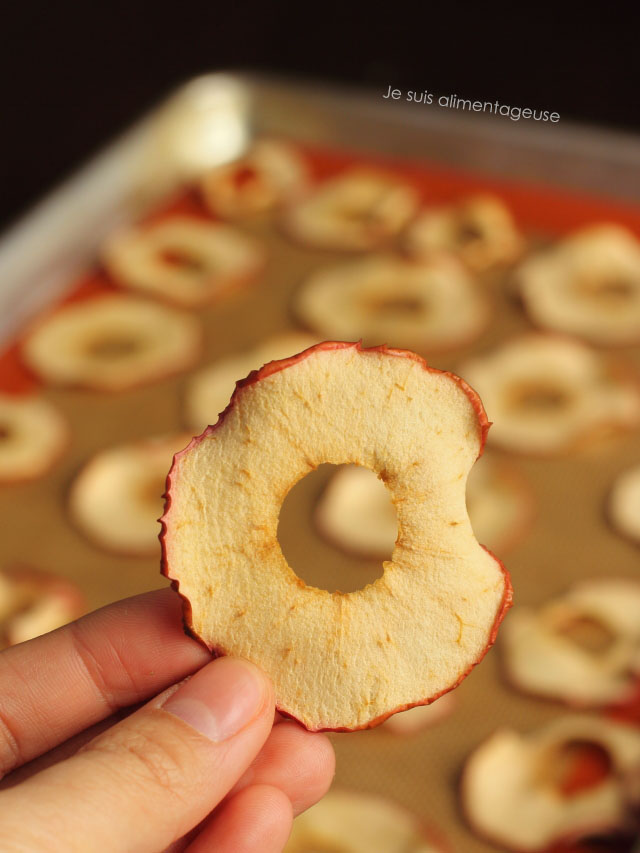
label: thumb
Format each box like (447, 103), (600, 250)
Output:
(0, 656), (274, 853)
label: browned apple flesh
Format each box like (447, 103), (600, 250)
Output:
(161, 341), (511, 731)
(0, 566), (85, 648)
(103, 216), (264, 307)
(22, 295), (201, 391)
(609, 464), (640, 546)
(502, 579), (640, 708)
(284, 789), (447, 852)
(519, 225), (640, 346)
(200, 139), (309, 218)
(70, 434), (191, 556)
(459, 335), (640, 454)
(283, 170), (419, 251)
(184, 332), (319, 431)
(0, 393), (67, 482)
(406, 195), (525, 272)
(294, 254), (489, 352)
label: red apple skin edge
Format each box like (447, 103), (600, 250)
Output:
(160, 340), (513, 733)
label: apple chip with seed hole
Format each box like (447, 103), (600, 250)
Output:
(184, 332), (319, 431)
(462, 715), (640, 852)
(0, 566), (85, 648)
(406, 195), (525, 272)
(315, 454), (532, 560)
(284, 789), (447, 852)
(200, 139), (308, 218)
(0, 393), (68, 482)
(22, 295), (201, 391)
(103, 217), (264, 307)
(161, 341), (511, 731)
(459, 335), (640, 455)
(609, 464), (640, 546)
(294, 254), (489, 352)
(383, 691), (455, 735)
(282, 170), (419, 251)
(70, 434), (191, 557)
(519, 225), (640, 346)
(502, 579), (640, 709)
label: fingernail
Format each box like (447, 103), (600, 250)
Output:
(161, 657), (268, 742)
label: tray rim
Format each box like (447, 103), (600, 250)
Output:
(1, 69), (639, 346)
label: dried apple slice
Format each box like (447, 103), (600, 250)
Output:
(200, 139), (308, 218)
(406, 195), (525, 272)
(103, 216), (264, 307)
(502, 580), (640, 709)
(0, 566), (85, 648)
(184, 332), (318, 431)
(0, 393), (67, 483)
(284, 789), (447, 852)
(161, 341), (512, 731)
(294, 254), (489, 352)
(383, 692), (455, 735)
(459, 335), (640, 455)
(462, 715), (640, 852)
(519, 225), (640, 346)
(70, 434), (191, 557)
(283, 170), (419, 251)
(609, 464), (640, 546)
(315, 454), (531, 560)
(22, 295), (201, 391)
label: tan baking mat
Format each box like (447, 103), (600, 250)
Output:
(1, 172), (639, 852)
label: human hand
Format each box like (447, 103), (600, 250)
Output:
(0, 588), (335, 852)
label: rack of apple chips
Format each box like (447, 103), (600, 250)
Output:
(1, 136), (640, 852)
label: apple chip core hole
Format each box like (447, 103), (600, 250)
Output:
(556, 616), (616, 655)
(541, 739), (613, 797)
(159, 248), (207, 273)
(86, 334), (144, 360)
(277, 464), (395, 593)
(510, 382), (572, 413)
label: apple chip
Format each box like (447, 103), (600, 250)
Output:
(0, 393), (67, 482)
(162, 342), (511, 731)
(406, 195), (524, 272)
(22, 295), (201, 391)
(519, 225), (640, 346)
(462, 715), (640, 852)
(609, 464), (640, 546)
(103, 217), (264, 307)
(284, 789), (447, 852)
(294, 254), (489, 352)
(460, 335), (640, 454)
(502, 579), (640, 708)
(200, 139), (308, 218)
(70, 434), (191, 557)
(184, 332), (318, 431)
(0, 566), (84, 648)
(283, 170), (418, 251)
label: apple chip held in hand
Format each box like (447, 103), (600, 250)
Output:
(161, 341), (512, 732)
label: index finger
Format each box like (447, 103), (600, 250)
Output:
(0, 586), (210, 778)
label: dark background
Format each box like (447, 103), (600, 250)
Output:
(1, 3), (637, 231)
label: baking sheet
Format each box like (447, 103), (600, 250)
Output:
(1, 73), (640, 852)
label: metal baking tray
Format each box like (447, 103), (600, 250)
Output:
(1, 73), (639, 853)
(2, 71), (639, 342)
